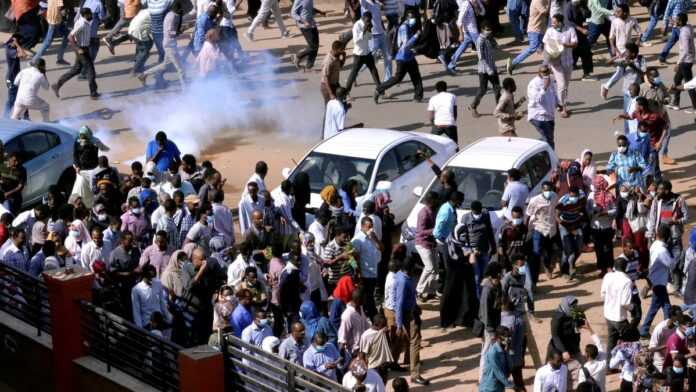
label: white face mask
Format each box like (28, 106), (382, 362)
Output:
(620, 191), (630, 199)
(97, 213), (107, 221)
(131, 207), (141, 215)
(618, 146), (628, 154)
(512, 218), (523, 225)
(70, 230), (80, 238)
(543, 191), (555, 200)
(471, 213), (482, 220)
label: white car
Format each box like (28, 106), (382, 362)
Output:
(279, 128), (458, 224)
(401, 136), (559, 250)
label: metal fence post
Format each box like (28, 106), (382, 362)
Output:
(286, 365), (296, 392)
(104, 312), (112, 372)
(33, 282), (41, 337)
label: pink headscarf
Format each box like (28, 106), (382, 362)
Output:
(592, 175), (614, 210)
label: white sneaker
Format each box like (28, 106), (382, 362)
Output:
(245, 31), (254, 41)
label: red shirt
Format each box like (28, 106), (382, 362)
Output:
(632, 109), (667, 147)
(664, 331), (688, 368)
(0, 223), (8, 246)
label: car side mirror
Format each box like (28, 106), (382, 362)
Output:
(413, 186), (423, 198)
(375, 181), (392, 192)
(281, 167), (292, 179)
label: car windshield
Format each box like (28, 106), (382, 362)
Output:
(291, 152), (375, 196)
(426, 167), (507, 210)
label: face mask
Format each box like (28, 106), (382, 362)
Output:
(70, 230), (81, 238)
(567, 196), (578, 204)
(651, 77), (661, 85)
(97, 213), (107, 221)
(79, 139), (87, 146)
(258, 318), (270, 327)
(543, 191), (555, 200)
(471, 213), (482, 220)
(620, 191), (630, 199)
(555, 25), (562, 32)
(512, 218), (523, 226)
(407, 18), (416, 27)
(206, 215), (214, 225)
(618, 146), (628, 154)
(315, 344), (326, 353)
(638, 131), (648, 138)
(518, 264), (528, 275)
(650, 191), (656, 198)
(224, 295), (234, 302)
(131, 208), (141, 215)
(673, 367), (684, 374)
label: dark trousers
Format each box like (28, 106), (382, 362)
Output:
(431, 125), (458, 143)
(573, 35), (593, 75)
(247, 0), (261, 18)
(592, 228), (614, 273)
(345, 54), (381, 92)
(673, 62), (696, 108)
(606, 319), (628, 364)
(587, 20), (612, 55)
(630, 292), (642, 327)
(640, 284), (670, 336)
(376, 59), (423, 100)
(298, 27), (320, 68)
(133, 39), (153, 74)
(530, 230), (554, 286)
(362, 277), (377, 319)
(530, 119), (555, 149)
(472, 72), (501, 109)
(57, 48), (98, 95)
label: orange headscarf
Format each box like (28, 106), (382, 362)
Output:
(333, 275), (355, 303)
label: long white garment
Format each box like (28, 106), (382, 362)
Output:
(323, 99), (346, 139)
(271, 188), (300, 236)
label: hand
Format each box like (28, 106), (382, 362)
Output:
(562, 351), (571, 362)
(77, 48), (85, 55)
(325, 362), (337, 369)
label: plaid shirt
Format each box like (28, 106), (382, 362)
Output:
(664, 0), (692, 22)
(1, 244), (30, 272)
(606, 151), (647, 188)
(178, 212), (195, 248)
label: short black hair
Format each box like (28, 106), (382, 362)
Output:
(618, 3), (629, 13)
(435, 81), (447, 92)
(585, 344), (598, 359)
(552, 13), (564, 23)
(470, 200), (482, 213)
(625, 42), (639, 54)
(155, 131), (167, 142)
(502, 77), (516, 91)
(614, 256), (627, 272)
(677, 12), (688, 25)
(255, 161), (268, 175)
(511, 206), (524, 215)
(659, 179), (672, 191)
(484, 261), (501, 278)
(507, 168), (521, 181)
(617, 134), (628, 143)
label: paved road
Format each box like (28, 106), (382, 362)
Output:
(1, 3), (695, 390)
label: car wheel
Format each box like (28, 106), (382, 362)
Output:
(57, 168), (76, 197)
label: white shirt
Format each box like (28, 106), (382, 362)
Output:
(80, 240), (111, 271)
(212, 202), (235, 246)
(323, 99), (347, 139)
(577, 334), (607, 392)
(342, 369), (385, 392)
(128, 10), (152, 41)
(352, 19), (372, 56)
(354, 213), (383, 240)
(649, 319), (675, 372)
(238, 194), (264, 235)
(649, 240), (675, 286)
(527, 76), (558, 122)
(241, 173), (266, 198)
(226, 255), (266, 288)
(13, 67), (48, 106)
(533, 363), (568, 392)
(159, 181), (196, 198)
(457, 0), (484, 34)
(501, 180), (529, 220)
(542, 25), (577, 68)
(428, 92), (457, 127)
(218, 0), (237, 27)
(308, 220), (328, 255)
(383, 271), (396, 310)
(600, 270), (633, 322)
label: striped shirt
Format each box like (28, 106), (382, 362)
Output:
(664, 0), (692, 22)
(383, 0), (399, 15)
(81, 0), (104, 37)
(477, 34), (497, 74)
(70, 17), (93, 47)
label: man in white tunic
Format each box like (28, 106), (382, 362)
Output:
(11, 59), (50, 121)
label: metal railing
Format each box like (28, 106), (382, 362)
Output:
(220, 332), (350, 392)
(0, 263), (51, 336)
(78, 300), (183, 391)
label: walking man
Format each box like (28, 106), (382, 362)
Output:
(527, 65), (559, 149)
(11, 59), (50, 121)
(246, 0), (288, 40)
(345, 12), (381, 93)
(138, 0), (185, 89)
(291, 0), (325, 70)
(507, 0), (549, 74)
(469, 22), (501, 118)
(667, 13), (696, 112)
(427, 80), (458, 142)
(51, 8), (100, 99)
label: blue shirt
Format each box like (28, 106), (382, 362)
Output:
(146, 139), (181, 173)
(395, 24), (419, 62)
(302, 343), (341, 381)
(433, 202), (456, 242)
(231, 304), (253, 337)
(480, 342), (514, 391)
(394, 271), (416, 327)
(606, 150), (647, 188)
(241, 323), (273, 348)
(351, 231), (380, 279)
(279, 335), (311, 364)
(664, 0), (692, 21)
(2, 244), (30, 272)
(193, 13), (216, 52)
(29, 250), (45, 277)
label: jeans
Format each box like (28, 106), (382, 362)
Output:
(376, 59), (423, 100)
(32, 22), (70, 63)
(448, 31), (479, 70)
(220, 26), (244, 59)
(661, 127), (671, 156)
(530, 119), (555, 149)
(144, 46), (185, 86)
(298, 27), (320, 68)
(153, 32), (165, 63)
(472, 72), (501, 109)
(641, 14), (666, 42)
(508, 5), (525, 41)
(133, 39), (153, 74)
(4, 83), (18, 118)
(530, 230), (554, 285)
(588, 20), (612, 56)
(345, 54), (380, 92)
(369, 33), (392, 81)
(473, 253), (491, 298)
(415, 245), (438, 295)
(511, 31), (541, 67)
(385, 13), (399, 31)
(56, 48), (98, 95)
(660, 27), (679, 61)
(673, 62), (696, 108)
(559, 225), (582, 277)
(640, 284), (670, 336)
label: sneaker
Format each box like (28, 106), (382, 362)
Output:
(506, 57), (513, 75)
(90, 92), (101, 100)
(78, 74), (87, 80)
(290, 54), (301, 70)
(245, 31), (254, 41)
(56, 59), (70, 66)
(642, 41), (653, 47)
(665, 104), (680, 111)
(684, 109), (696, 114)
(446, 67), (457, 75)
(468, 105), (481, 118)
(103, 37), (115, 55)
(50, 83), (60, 98)
(600, 86), (609, 100)
(373, 90), (381, 104)
(136, 73), (148, 86)
(281, 30), (290, 38)
(659, 57), (668, 64)
(581, 74), (598, 81)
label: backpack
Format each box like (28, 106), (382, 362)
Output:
(580, 366), (602, 392)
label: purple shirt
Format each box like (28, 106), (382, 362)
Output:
(139, 244), (172, 277)
(121, 211), (150, 240)
(415, 206), (436, 249)
(268, 257), (286, 306)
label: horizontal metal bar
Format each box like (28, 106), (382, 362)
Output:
(86, 348), (180, 389)
(228, 357), (288, 386)
(228, 369), (281, 392)
(225, 346), (289, 375)
(81, 327), (180, 354)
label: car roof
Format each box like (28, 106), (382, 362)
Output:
(313, 128), (413, 159)
(0, 119), (75, 141)
(447, 137), (549, 170)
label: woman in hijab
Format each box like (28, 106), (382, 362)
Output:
(547, 296), (582, 363)
(292, 172), (311, 230)
(329, 274), (355, 331)
(64, 211), (90, 261)
(588, 175), (617, 275)
(374, 191), (395, 301)
(621, 183), (650, 269)
(300, 300), (338, 347)
(302, 232), (328, 310)
(577, 149), (596, 190)
(161, 250), (194, 299)
(261, 336), (281, 354)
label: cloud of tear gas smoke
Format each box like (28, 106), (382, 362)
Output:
(119, 51), (323, 157)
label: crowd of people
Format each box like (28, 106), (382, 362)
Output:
(2, 0), (696, 389)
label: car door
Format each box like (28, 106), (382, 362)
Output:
(18, 131), (61, 203)
(374, 148), (407, 218)
(520, 150), (553, 198)
(392, 141), (435, 222)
